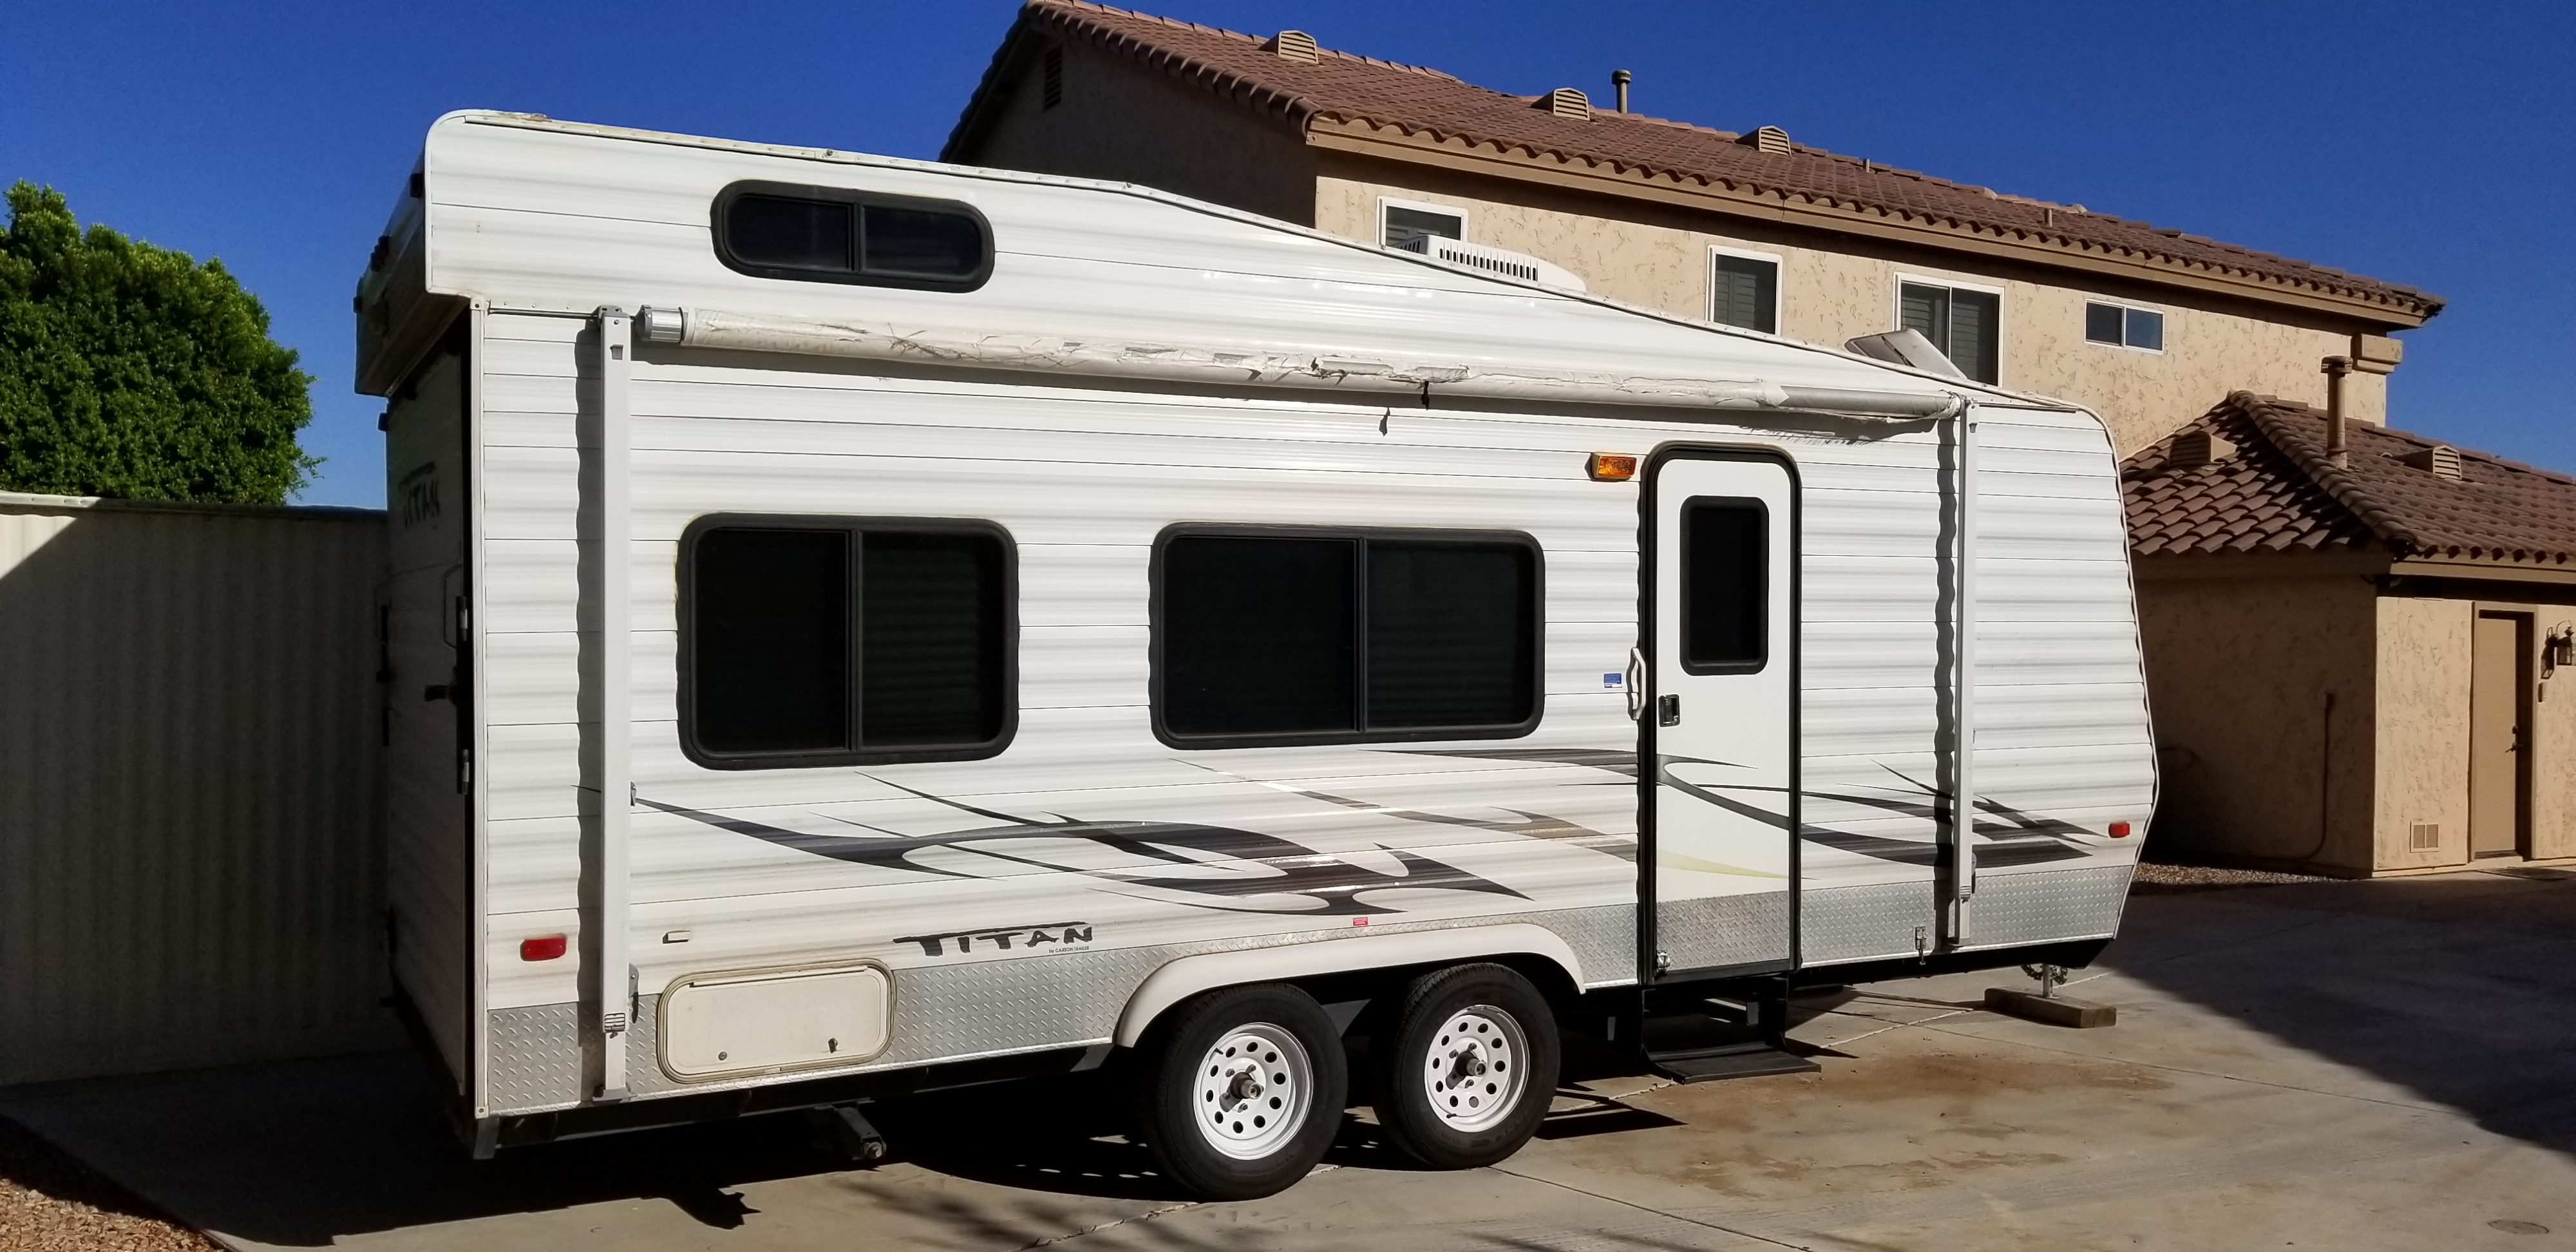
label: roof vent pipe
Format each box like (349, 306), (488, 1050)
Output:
(1611, 69), (1631, 113)
(2322, 355), (2352, 469)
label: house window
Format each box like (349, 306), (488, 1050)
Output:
(2085, 301), (2164, 352)
(682, 517), (1014, 768)
(714, 182), (994, 292)
(1382, 202), (1465, 253)
(1155, 528), (1540, 746)
(1709, 251), (1779, 334)
(1898, 281), (2002, 384)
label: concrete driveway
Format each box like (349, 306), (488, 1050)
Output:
(6, 866), (2573, 1251)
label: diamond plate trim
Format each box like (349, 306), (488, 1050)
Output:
(1801, 879), (1937, 965)
(1963, 865), (2133, 949)
(1656, 891), (1790, 973)
(488, 1002), (583, 1115)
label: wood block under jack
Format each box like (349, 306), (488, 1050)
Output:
(1984, 987), (2116, 1029)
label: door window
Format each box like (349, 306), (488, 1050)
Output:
(1681, 498), (1766, 674)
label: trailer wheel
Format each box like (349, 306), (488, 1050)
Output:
(1133, 983), (1347, 1200)
(1372, 963), (1559, 1170)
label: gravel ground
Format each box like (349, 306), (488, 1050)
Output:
(0, 1116), (214, 1252)
(2132, 860), (2345, 893)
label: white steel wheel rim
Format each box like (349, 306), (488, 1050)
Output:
(1421, 1005), (1528, 1133)
(1192, 1023), (1312, 1160)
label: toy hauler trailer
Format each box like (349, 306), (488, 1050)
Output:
(357, 111), (2154, 1199)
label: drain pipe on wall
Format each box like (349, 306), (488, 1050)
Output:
(2322, 356), (2352, 468)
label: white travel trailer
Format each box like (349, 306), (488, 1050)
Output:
(357, 111), (2154, 1199)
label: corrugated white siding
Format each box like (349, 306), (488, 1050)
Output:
(0, 495), (393, 1083)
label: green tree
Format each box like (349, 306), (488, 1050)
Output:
(0, 182), (316, 504)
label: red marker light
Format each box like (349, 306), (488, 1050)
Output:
(1350, 916), (1369, 927)
(521, 934), (567, 961)
(2108, 822), (2132, 839)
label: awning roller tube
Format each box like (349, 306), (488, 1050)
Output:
(640, 306), (1965, 421)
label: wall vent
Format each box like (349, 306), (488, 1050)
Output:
(2400, 444), (2463, 480)
(1540, 88), (1591, 121)
(1266, 30), (1320, 63)
(1042, 45), (1064, 109)
(1738, 125), (1793, 154)
(2169, 430), (2237, 469)
(2409, 822), (2441, 852)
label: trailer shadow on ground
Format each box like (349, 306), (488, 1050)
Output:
(1, 873), (2571, 1249)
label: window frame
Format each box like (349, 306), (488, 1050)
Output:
(1893, 273), (2007, 385)
(677, 513), (1019, 771)
(711, 180), (996, 293)
(1148, 523), (1546, 750)
(1706, 244), (1784, 334)
(1378, 195), (1469, 252)
(2082, 299), (2166, 354)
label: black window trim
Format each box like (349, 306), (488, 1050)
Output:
(711, 180), (996, 293)
(677, 512), (1018, 770)
(1677, 495), (1770, 677)
(1148, 522), (1547, 750)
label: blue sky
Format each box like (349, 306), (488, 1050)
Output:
(6, 1), (2570, 506)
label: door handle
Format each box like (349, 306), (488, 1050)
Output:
(1624, 647), (1646, 721)
(1657, 694), (1681, 726)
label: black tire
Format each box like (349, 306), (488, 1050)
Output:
(1133, 983), (1349, 1200)
(1371, 963), (1560, 1170)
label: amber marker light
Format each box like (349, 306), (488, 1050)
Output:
(1587, 453), (1638, 481)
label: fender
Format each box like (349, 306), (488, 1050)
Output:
(1112, 923), (1587, 1048)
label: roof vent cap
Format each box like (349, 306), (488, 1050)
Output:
(1738, 125), (1793, 154)
(1265, 30), (1319, 63)
(1539, 88), (1591, 121)
(2400, 444), (2463, 480)
(2169, 429), (2238, 470)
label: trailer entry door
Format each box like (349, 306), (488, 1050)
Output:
(1643, 450), (1797, 981)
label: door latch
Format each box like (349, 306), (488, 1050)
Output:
(1656, 694), (1680, 726)
(1624, 647), (1646, 721)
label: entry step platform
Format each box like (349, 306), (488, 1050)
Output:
(1648, 1040), (1821, 1083)
(1638, 991), (1821, 1084)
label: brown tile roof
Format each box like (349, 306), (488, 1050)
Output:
(947, 1), (2441, 321)
(2123, 393), (2576, 570)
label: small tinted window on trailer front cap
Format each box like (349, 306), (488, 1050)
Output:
(715, 181), (991, 290)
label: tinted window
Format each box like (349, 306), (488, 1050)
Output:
(1383, 205), (1464, 252)
(692, 529), (850, 753)
(727, 196), (853, 272)
(2084, 301), (2124, 345)
(1682, 500), (1766, 673)
(865, 204), (985, 278)
(1158, 530), (1540, 744)
(716, 182), (990, 291)
(1900, 282), (2001, 384)
(2123, 307), (2164, 351)
(1368, 543), (1535, 728)
(685, 518), (1013, 767)
(1710, 254), (1778, 334)
(862, 531), (1007, 746)
(1162, 537), (1357, 736)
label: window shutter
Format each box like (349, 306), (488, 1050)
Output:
(1950, 289), (2000, 383)
(1711, 256), (1777, 334)
(1899, 283), (1946, 349)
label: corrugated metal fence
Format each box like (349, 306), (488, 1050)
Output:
(0, 492), (396, 1083)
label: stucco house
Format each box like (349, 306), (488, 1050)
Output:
(943, 0), (2441, 454)
(2126, 394), (2576, 875)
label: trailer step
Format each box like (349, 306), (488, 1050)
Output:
(1646, 1041), (1821, 1084)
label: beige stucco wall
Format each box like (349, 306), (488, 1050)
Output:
(958, 36), (1318, 226)
(1314, 167), (2389, 455)
(2372, 596), (2474, 871)
(2133, 568), (2380, 872)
